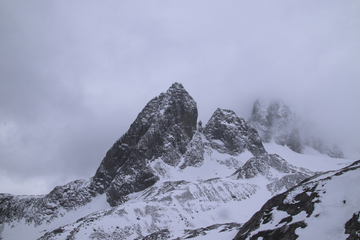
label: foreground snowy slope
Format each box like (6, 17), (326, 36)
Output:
(233, 160), (360, 240)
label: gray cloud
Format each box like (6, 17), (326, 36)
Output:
(1, 0), (359, 194)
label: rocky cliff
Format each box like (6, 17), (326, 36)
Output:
(93, 82), (198, 206)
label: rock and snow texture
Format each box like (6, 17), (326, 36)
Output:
(0, 83), (355, 240)
(0, 179), (101, 228)
(233, 159), (360, 240)
(231, 154), (313, 194)
(35, 178), (258, 240)
(248, 99), (344, 158)
(93, 82), (198, 206)
(204, 108), (266, 157)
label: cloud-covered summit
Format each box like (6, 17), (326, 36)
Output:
(248, 99), (344, 158)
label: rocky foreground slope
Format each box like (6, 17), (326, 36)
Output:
(234, 159), (360, 240)
(0, 83), (354, 240)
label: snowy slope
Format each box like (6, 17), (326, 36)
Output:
(264, 141), (352, 172)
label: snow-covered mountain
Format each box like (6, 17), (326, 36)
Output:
(0, 83), (356, 240)
(248, 99), (344, 158)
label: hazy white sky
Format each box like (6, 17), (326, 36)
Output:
(1, 0), (359, 195)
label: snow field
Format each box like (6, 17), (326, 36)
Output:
(264, 142), (353, 172)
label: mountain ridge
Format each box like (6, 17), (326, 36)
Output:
(0, 83), (354, 240)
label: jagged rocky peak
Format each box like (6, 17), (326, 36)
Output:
(92, 82), (198, 205)
(158, 82), (198, 139)
(204, 108), (266, 156)
(248, 98), (344, 158)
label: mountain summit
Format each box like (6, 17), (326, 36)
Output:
(93, 82), (198, 205)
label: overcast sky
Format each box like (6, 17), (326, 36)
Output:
(1, 0), (359, 195)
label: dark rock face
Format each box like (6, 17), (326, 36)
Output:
(345, 212), (360, 240)
(93, 82), (198, 206)
(204, 108), (266, 156)
(240, 221), (307, 240)
(248, 99), (344, 158)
